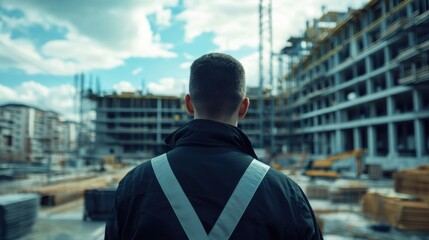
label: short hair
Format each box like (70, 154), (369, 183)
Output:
(189, 53), (246, 118)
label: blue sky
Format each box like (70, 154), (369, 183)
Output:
(0, 0), (368, 120)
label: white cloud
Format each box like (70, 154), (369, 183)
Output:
(156, 8), (172, 27)
(183, 52), (194, 60)
(178, 0), (369, 52)
(179, 62), (192, 69)
(0, 81), (77, 121)
(0, 84), (18, 99)
(148, 77), (188, 96)
(0, 0), (179, 75)
(113, 81), (137, 93)
(240, 53), (259, 87)
(132, 67), (144, 76)
(177, 1), (257, 51)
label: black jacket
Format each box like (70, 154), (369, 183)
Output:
(105, 119), (323, 239)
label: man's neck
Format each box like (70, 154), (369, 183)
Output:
(193, 115), (238, 127)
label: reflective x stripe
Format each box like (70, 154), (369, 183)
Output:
(151, 153), (269, 240)
(151, 154), (209, 240)
(208, 159), (269, 239)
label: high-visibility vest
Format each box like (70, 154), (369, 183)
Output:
(151, 154), (269, 240)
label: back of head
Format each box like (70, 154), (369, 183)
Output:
(189, 53), (246, 119)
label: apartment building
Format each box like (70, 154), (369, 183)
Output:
(0, 104), (76, 163)
(281, 0), (429, 170)
(0, 108), (12, 160)
(62, 120), (78, 154)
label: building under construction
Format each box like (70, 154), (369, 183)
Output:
(89, 89), (273, 161)
(280, 0), (429, 170)
(88, 0), (429, 170)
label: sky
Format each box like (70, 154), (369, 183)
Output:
(0, 0), (368, 121)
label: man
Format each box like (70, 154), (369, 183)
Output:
(105, 53), (323, 239)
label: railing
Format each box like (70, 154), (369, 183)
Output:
(399, 66), (429, 85)
(381, 18), (407, 39)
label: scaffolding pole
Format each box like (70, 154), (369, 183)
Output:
(259, 0), (273, 150)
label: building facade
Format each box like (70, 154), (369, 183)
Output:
(0, 104), (76, 163)
(92, 93), (190, 160)
(281, 0), (429, 170)
(91, 90), (274, 161)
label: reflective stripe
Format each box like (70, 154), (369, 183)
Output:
(208, 159), (269, 239)
(151, 154), (209, 240)
(151, 154), (269, 240)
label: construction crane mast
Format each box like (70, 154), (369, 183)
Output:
(259, 0), (274, 150)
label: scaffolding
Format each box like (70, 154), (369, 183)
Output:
(259, 0), (274, 152)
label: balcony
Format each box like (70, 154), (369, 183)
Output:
(404, 10), (429, 29)
(399, 66), (429, 85)
(381, 18), (407, 39)
(396, 40), (429, 63)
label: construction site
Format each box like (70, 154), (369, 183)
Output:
(1, 0), (429, 239)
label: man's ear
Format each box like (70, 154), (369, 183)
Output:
(185, 94), (195, 115)
(238, 97), (249, 119)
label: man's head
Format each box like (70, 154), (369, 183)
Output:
(185, 53), (249, 125)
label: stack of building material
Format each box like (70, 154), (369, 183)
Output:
(394, 164), (429, 200)
(25, 177), (109, 206)
(329, 182), (368, 203)
(367, 164), (383, 180)
(361, 191), (429, 231)
(0, 194), (39, 240)
(305, 184), (329, 199)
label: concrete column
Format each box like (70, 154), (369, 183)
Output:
(353, 128), (362, 150)
(335, 129), (344, 153)
(362, 24), (369, 48)
(321, 132), (328, 155)
(366, 79), (373, 95)
(386, 70), (394, 88)
(387, 96), (395, 115)
(330, 131), (336, 154)
(381, 1), (387, 31)
(415, 119), (424, 158)
(335, 110), (342, 123)
(388, 122), (398, 157)
(314, 133), (320, 155)
(413, 89), (422, 111)
(384, 47), (391, 64)
(156, 98), (162, 145)
(367, 126), (375, 157)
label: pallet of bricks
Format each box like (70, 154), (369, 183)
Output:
(361, 164), (429, 231)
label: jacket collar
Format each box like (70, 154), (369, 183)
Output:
(164, 119), (258, 159)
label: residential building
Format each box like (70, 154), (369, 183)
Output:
(0, 108), (13, 161)
(0, 104), (76, 163)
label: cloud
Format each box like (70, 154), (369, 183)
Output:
(113, 81), (137, 93)
(179, 62), (192, 69)
(156, 8), (172, 27)
(183, 52), (194, 60)
(148, 77), (188, 96)
(0, 81), (77, 121)
(132, 67), (143, 76)
(240, 53), (259, 87)
(177, 1), (257, 51)
(178, 0), (368, 52)
(0, 0), (179, 75)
